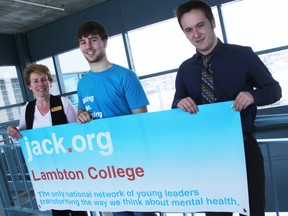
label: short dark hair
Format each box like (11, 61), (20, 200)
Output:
(175, 0), (214, 30)
(77, 21), (108, 41)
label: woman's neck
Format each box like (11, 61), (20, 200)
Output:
(36, 95), (50, 116)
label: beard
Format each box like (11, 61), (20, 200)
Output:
(85, 51), (105, 64)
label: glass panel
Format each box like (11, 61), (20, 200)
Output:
(222, 0), (288, 52)
(66, 92), (78, 108)
(58, 48), (89, 74)
(212, 7), (223, 42)
(58, 48), (89, 94)
(259, 49), (288, 107)
(0, 66), (24, 107)
(0, 66), (23, 125)
(128, 8), (222, 76)
(141, 72), (177, 112)
(0, 106), (20, 123)
(106, 34), (129, 68)
(57, 49), (89, 93)
(128, 18), (193, 76)
(36, 57), (60, 95)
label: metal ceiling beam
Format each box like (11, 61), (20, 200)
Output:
(10, 0), (65, 11)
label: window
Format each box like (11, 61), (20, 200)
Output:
(128, 18), (193, 76)
(58, 48), (89, 93)
(128, 8), (222, 77)
(141, 72), (177, 112)
(259, 50), (288, 107)
(221, 0), (288, 52)
(106, 34), (129, 68)
(221, 0), (288, 108)
(212, 7), (224, 42)
(0, 66), (23, 106)
(0, 66), (23, 123)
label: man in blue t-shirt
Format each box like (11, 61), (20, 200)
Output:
(76, 21), (155, 216)
(76, 21), (149, 122)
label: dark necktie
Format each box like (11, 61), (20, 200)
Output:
(201, 53), (217, 104)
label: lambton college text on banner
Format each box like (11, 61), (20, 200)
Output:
(20, 101), (249, 214)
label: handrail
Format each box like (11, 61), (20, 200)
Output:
(255, 114), (288, 130)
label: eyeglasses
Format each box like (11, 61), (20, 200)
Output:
(30, 77), (49, 84)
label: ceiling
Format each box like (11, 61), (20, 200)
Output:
(0, 0), (106, 35)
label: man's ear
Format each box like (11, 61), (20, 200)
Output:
(103, 39), (108, 48)
(211, 18), (216, 29)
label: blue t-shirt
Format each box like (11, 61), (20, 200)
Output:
(77, 64), (149, 119)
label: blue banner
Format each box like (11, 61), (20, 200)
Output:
(20, 101), (249, 215)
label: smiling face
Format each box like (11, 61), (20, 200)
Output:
(28, 72), (51, 98)
(181, 9), (218, 55)
(79, 34), (107, 64)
